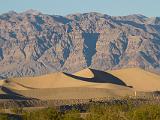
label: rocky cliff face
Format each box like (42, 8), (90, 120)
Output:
(0, 11), (160, 78)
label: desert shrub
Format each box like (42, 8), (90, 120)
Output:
(23, 107), (61, 120)
(18, 99), (160, 120)
(86, 102), (160, 120)
(11, 107), (24, 115)
(62, 109), (83, 120)
(0, 114), (10, 120)
(86, 103), (127, 120)
(23, 107), (83, 120)
(127, 104), (160, 120)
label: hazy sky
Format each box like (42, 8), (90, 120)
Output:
(0, 0), (160, 17)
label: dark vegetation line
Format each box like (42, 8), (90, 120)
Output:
(0, 97), (160, 120)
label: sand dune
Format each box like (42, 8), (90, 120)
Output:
(108, 68), (160, 91)
(0, 68), (159, 100)
(6, 68), (129, 90)
(16, 87), (134, 100)
(2, 80), (30, 90)
(0, 80), (4, 86)
(73, 68), (94, 78)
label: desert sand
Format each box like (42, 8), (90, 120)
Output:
(0, 68), (159, 100)
(108, 68), (160, 91)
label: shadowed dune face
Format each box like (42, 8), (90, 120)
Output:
(0, 86), (30, 100)
(64, 69), (128, 86)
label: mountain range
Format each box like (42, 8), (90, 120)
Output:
(0, 10), (160, 78)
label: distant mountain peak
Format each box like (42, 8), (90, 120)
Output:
(22, 9), (42, 15)
(129, 14), (147, 18)
(66, 12), (110, 18)
(147, 17), (160, 24)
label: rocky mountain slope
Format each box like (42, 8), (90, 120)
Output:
(0, 10), (160, 78)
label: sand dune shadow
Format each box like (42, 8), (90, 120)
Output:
(0, 86), (30, 100)
(64, 69), (128, 87)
